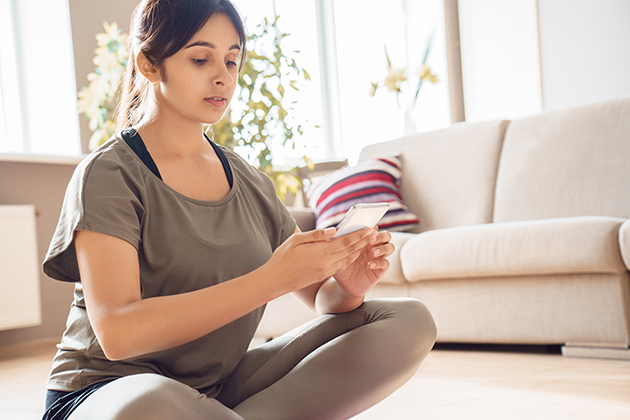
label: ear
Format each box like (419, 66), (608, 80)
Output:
(135, 52), (161, 84)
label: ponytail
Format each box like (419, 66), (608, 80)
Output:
(115, 51), (150, 129)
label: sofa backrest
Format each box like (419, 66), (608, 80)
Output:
(359, 120), (508, 233)
(494, 97), (630, 223)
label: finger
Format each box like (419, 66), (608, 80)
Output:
(294, 227), (337, 244)
(368, 258), (390, 271)
(370, 243), (395, 259)
(371, 230), (392, 245)
(334, 247), (368, 272)
(330, 227), (374, 247)
(330, 229), (374, 256)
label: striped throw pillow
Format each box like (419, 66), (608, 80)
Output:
(306, 156), (419, 232)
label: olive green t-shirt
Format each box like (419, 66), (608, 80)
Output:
(43, 134), (296, 396)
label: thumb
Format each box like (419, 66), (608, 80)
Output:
(296, 227), (337, 244)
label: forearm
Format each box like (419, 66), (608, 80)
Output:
(80, 226), (374, 360)
(93, 264), (283, 360)
(314, 277), (365, 315)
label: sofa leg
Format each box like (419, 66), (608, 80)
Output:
(562, 343), (630, 360)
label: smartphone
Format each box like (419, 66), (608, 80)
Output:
(333, 203), (390, 238)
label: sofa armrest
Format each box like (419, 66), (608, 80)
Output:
(619, 220), (630, 271)
(287, 206), (316, 232)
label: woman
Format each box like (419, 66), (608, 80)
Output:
(42, 1), (436, 419)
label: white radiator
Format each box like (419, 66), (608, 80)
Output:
(0, 205), (42, 330)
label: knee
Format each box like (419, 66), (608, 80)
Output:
(398, 298), (436, 333)
(399, 298), (437, 350)
(116, 375), (206, 420)
(365, 298), (437, 354)
(70, 374), (204, 420)
(357, 298), (436, 380)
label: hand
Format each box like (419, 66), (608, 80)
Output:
(332, 229), (394, 297)
(266, 227), (376, 294)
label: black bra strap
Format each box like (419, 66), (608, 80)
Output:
(205, 133), (234, 188)
(121, 128), (163, 180)
(120, 128), (233, 187)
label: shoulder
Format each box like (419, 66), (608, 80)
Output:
(219, 146), (275, 191)
(60, 134), (149, 217)
(81, 134), (141, 174)
(74, 134), (145, 191)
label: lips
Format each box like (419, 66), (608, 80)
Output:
(205, 96), (226, 107)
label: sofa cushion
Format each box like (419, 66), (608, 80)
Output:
(359, 120), (508, 233)
(619, 219), (630, 271)
(400, 216), (627, 282)
(306, 156), (419, 232)
(494, 97), (630, 222)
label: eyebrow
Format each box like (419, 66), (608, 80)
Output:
(185, 41), (241, 52)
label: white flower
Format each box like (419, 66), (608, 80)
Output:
(418, 63), (439, 84)
(384, 67), (407, 93)
(78, 21), (129, 149)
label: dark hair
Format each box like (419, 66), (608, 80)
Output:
(115, 0), (247, 129)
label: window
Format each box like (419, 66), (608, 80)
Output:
(232, 0), (327, 166)
(0, 0), (80, 156)
(0, 0), (24, 153)
(333, 0), (450, 163)
(233, 0), (451, 165)
(2, 0), (452, 161)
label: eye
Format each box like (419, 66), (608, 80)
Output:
(226, 60), (238, 68)
(192, 58), (207, 65)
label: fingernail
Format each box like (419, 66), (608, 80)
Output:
(373, 249), (381, 257)
(369, 262), (377, 269)
(324, 227), (336, 235)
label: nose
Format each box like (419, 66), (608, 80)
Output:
(214, 65), (235, 87)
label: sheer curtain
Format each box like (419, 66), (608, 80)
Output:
(0, 0), (80, 156)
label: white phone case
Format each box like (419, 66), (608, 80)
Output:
(333, 203), (390, 237)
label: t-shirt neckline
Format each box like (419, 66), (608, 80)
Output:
(116, 129), (239, 206)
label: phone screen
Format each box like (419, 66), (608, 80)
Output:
(333, 203), (389, 237)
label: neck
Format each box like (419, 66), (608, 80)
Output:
(135, 109), (208, 159)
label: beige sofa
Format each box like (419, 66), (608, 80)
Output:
(256, 97), (630, 359)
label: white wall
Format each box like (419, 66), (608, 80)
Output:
(458, 0), (543, 122)
(538, 0), (630, 111)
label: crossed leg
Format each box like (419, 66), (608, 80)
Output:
(68, 298), (436, 420)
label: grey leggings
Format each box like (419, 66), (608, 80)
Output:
(67, 298), (436, 420)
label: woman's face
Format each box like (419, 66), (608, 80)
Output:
(154, 13), (241, 125)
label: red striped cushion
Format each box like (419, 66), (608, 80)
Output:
(306, 156), (419, 231)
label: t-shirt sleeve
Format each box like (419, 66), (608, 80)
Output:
(43, 151), (145, 282)
(276, 197), (297, 248)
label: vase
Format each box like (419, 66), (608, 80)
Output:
(404, 110), (417, 135)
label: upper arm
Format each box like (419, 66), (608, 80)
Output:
(74, 230), (142, 334)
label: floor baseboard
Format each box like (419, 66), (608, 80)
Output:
(562, 344), (630, 360)
(0, 337), (58, 359)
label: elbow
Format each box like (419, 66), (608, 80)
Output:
(96, 330), (127, 361)
(92, 318), (134, 361)
(99, 341), (127, 362)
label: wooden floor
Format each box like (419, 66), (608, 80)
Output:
(1, 340), (629, 419)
